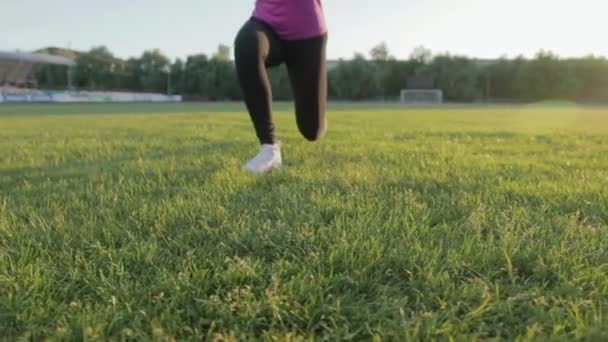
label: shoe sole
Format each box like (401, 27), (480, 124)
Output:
(244, 161), (283, 174)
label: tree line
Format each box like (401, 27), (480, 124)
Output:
(35, 44), (608, 103)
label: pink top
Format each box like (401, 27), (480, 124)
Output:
(253, 0), (327, 40)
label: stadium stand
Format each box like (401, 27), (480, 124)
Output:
(0, 50), (75, 103)
(0, 50), (75, 88)
(0, 50), (181, 103)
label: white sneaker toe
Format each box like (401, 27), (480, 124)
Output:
(244, 143), (282, 174)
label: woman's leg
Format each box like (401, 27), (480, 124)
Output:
(234, 19), (284, 145)
(284, 34), (328, 141)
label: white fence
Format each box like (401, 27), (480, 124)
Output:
(0, 88), (182, 103)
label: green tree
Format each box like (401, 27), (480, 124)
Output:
(512, 51), (581, 101)
(370, 42), (392, 62)
(169, 58), (185, 95)
(410, 46), (433, 65)
(425, 54), (482, 102)
(213, 44), (231, 62)
(485, 57), (519, 100)
(183, 54), (209, 97)
(33, 43), (608, 103)
(201, 45), (240, 100)
(204, 58), (239, 100)
(570, 56), (608, 102)
(268, 66), (292, 101)
(378, 60), (417, 99)
(74, 46), (117, 90)
(138, 49), (171, 93)
(122, 58), (143, 91)
(329, 54), (380, 100)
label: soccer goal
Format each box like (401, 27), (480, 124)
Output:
(400, 89), (443, 105)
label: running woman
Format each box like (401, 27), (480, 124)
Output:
(234, 0), (328, 173)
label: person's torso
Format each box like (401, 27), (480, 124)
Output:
(253, 0), (327, 40)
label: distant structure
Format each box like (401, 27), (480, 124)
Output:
(401, 71), (442, 105)
(406, 73), (435, 90)
(0, 50), (76, 88)
(0, 50), (181, 103)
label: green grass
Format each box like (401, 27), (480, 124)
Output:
(1, 103), (607, 340)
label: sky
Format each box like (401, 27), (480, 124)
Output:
(2, 0), (607, 60)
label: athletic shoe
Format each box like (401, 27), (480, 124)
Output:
(244, 143), (282, 173)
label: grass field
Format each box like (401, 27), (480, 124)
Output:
(1, 103), (607, 340)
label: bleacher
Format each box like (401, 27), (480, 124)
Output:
(0, 50), (75, 103)
(0, 50), (75, 87)
(0, 50), (182, 103)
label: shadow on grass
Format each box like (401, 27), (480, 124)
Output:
(3, 142), (606, 339)
(0, 139), (239, 189)
(0, 103), (247, 117)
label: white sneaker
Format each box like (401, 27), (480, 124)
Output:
(244, 143), (282, 174)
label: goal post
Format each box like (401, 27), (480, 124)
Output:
(400, 89), (443, 105)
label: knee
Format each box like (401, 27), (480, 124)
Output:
(303, 131), (323, 142)
(300, 118), (327, 142)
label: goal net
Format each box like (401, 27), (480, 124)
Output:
(400, 89), (443, 104)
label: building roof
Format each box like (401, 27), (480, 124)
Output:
(0, 50), (76, 66)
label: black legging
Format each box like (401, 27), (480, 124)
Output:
(234, 18), (327, 144)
